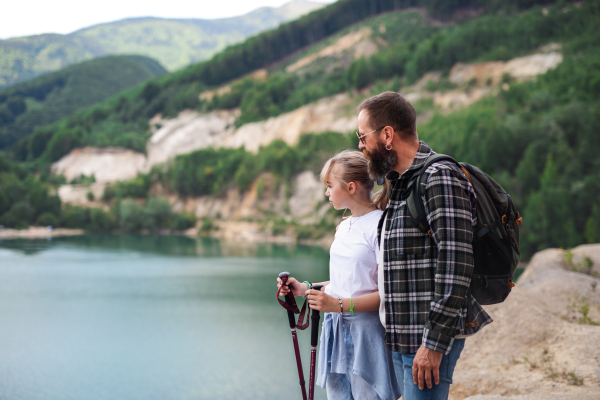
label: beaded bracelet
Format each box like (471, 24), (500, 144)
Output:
(337, 297), (344, 315)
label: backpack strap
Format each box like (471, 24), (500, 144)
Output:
(474, 193), (513, 241)
(404, 154), (458, 236)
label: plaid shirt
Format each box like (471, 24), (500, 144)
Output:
(378, 141), (492, 355)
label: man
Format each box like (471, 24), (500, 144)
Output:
(356, 91), (492, 400)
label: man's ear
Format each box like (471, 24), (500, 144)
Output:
(382, 126), (395, 147)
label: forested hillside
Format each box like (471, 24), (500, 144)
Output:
(0, 55), (166, 151)
(12, 0), (588, 165)
(0, 0), (325, 89)
(1, 0), (598, 260)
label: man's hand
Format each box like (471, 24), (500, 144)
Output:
(412, 345), (443, 390)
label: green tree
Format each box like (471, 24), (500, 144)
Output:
(522, 156), (581, 255)
(143, 197), (172, 231)
(118, 199), (144, 232)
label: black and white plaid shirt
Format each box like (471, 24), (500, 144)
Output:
(378, 141), (492, 355)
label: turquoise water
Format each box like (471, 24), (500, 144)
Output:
(0, 235), (330, 400)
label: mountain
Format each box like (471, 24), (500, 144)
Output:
(0, 0), (326, 89)
(2, 0), (600, 263)
(0, 55), (166, 151)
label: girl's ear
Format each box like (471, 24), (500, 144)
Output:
(347, 181), (356, 194)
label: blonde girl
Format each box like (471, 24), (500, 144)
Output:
(277, 150), (400, 400)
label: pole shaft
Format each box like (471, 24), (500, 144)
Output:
(291, 328), (308, 400)
(309, 346), (317, 400)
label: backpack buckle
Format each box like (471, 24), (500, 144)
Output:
(428, 230), (433, 238)
(515, 213), (523, 225)
(501, 215), (506, 224)
(479, 275), (488, 288)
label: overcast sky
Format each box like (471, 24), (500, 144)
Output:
(1, 0), (336, 39)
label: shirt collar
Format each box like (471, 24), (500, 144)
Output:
(385, 141), (434, 181)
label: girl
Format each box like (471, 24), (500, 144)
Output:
(277, 150), (400, 400)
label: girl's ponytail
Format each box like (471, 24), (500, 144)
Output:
(372, 177), (391, 210)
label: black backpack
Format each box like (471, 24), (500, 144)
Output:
(403, 154), (522, 306)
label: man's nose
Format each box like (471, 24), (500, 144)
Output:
(358, 140), (365, 150)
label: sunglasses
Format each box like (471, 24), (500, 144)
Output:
(356, 126), (385, 144)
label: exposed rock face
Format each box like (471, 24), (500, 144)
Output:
(57, 183), (106, 206)
(169, 169), (334, 244)
(404, 50), (563, 112)
(147, 109), (238, 167)
(288, 171), (326, 222)
(147, 93), (355, 165)
(51, 147), (146, 183)
(449, 51), (563, 86)
(51, 93), (357, 192)
(173, 170), (326, 221)
(450, 245), (600, 400)
(223, 93), (356, 152)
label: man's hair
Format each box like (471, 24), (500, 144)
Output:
(357, 91), (417, 141)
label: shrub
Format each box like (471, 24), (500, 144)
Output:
(142, 197), (172, 231)
(198, 216), (216, 235)
(61, 205), (91, 228)
(118, 199), (144, 232)
(70, 174), (96, 185)
(172, 212), (196, 231)
(102, 184), (116, 202)
(89, 208), (116, 232)
(6, 201), (34, 226)
(36, 212), (59, 227)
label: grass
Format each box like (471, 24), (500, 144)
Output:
(562, 248), (598, 276)
(522, 348), (585, 386)
(562, 295), (599, 326)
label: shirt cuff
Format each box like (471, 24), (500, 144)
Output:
(422, 326), (455, 355)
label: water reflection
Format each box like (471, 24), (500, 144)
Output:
(0, 234), (330, 400)
(0, 234), (329, 259)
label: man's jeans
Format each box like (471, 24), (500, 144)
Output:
(391, 339), (465, 400)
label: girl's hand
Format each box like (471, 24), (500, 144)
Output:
(306, 289), (338, 313)
(277, 277), (307, 297)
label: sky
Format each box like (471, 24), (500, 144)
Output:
(1, 0), (335, 39)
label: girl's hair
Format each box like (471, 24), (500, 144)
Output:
(320, 150), (390, 210)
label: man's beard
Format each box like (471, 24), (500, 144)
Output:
(363, 141), (397, 180)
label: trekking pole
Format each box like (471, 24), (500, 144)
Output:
(308, 284), (324, 400)
(277, 272), (308, 400)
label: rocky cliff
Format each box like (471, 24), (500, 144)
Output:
(454, 245), (600, 400)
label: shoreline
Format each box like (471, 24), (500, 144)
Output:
(0, 225), (334, 249)
(0, 227), (85, 240)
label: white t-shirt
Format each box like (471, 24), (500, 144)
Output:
(325, 209), (382, 299)
(378, 215), (387, 326)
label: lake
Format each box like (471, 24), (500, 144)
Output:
(0, 235), (330, 400)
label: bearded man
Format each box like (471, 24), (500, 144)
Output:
(356, 91), (492, 400)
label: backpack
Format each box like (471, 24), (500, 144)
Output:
(403, 154), (522, 306)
